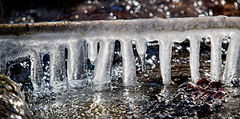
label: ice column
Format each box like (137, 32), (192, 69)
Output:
(31, 52), (43, 87)
(210, 35), (223, 81)
(223, 33), (240, 84)
(68, 40), (86, 80)
(135, 39), (147, 72)
(0, 59), (6, 74)
(0, 47), (5, 74)
(159, 40), (172, 85)
(189, 36), (201, 83)
(50, 45), (66, 81)
(87, 40), (98, 62)
(93, 39), (115, 89)
(121, 40), (136, 86)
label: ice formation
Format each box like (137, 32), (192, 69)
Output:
(0, 16), (240, 90)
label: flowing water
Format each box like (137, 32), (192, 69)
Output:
(1, 17), (240, 118)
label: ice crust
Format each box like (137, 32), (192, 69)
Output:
(0, 16), (240, 90)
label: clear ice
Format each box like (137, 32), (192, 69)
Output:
(0, 16), (240, 91)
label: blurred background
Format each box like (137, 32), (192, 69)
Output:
(1, 0), (240, 23)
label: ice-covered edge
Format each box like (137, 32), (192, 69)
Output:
(0, 16), (240, 35)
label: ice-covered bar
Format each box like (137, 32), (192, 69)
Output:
(0, 16), (240, 90)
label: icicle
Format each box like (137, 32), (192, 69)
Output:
(159, 40), (172, 85)
(50, 49), (56, 82)
(68, 40), (86, 80)
(0, 60), (6, 74)
(121, 40), (136, 86)
(50, 45), (66, 82)
(31, 52), (43, 88)
(135, 39), (147, 72)
(87, 40), (98, 63)
(189, 36), (200, 83)
(0, 47), (6, 74)
(29, 55), (37, 90)
(210, 35), (223, 82)
(93, 39), (115, 90)
(222, 33), (240, 84)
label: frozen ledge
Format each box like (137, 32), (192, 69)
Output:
(0, 16), (240, 35)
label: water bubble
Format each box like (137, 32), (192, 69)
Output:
(110, 12), (113, 16)
(22, 17), (26, 21)
(149, 0), (154, 4)
(127, 0), (132, 5)
(75, 15), (79, 19)
(234, 2), (239, 10)
(133, 1), (139, 6)
(198, 1), (203, 6)
(164, 6), (169, 11)
(126, 5), (131, 11)
(87, 0), (92, 4)
(209, 9), (213, 16)
(166, 11), (170, 18)
(149, 13), (153, 17)
(196, 8), (202, 14)
(173, 0), (179, 2)
(181, 10), (184, 14)
(171, 5), (176, 8)
(221, 0), (226, 5)
(84, 10), (88, 14)
(160, 4), (164, 8)
(144, 9), (148, 12)
(193, 2), (198, 7)
(157, 8), (163, 12)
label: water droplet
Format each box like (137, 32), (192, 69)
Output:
(84, 10), (88, 14)
(221, 0), (226, 5)
(87, 0), (92, 4)
(198, 1), (203, 6)
(234, 2), (239, 10)
(75, 15), (79, 19)
(209, 9), (213, 16)
(110, 12), (113, 16)
(157, 8), (163, 12)
(22, 17), (26, 22)
(126, 5), (131, 11)
(181, 10), (184, 14)
(164, 6), (169, 11)
(133, 1), (139, 6)
(149, 13), (153, 17)
(194, 2), (197, 7)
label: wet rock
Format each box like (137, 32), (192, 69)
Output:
(0, 74), (33, 119)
